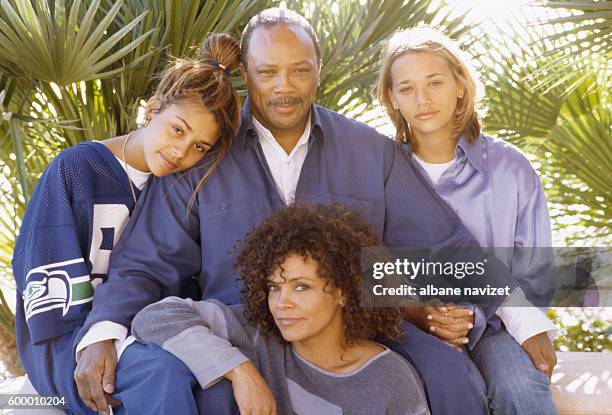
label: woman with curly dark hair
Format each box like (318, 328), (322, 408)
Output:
(131, 204), (429, 415)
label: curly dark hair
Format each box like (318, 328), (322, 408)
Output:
(236, 204), (404, 345)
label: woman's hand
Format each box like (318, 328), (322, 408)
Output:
(403, 304), (474, 350)
(74, 340), (120, 414)
(225, 361), (276, 415)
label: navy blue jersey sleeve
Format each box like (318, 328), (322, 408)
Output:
(79, 170), (203, 338)
(12, 156), (94, 345)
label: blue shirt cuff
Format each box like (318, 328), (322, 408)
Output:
(466, 304), (487, 350)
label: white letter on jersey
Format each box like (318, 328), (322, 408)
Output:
(89, 204), (130, 277)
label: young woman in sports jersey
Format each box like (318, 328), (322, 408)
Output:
(12, 33), (241, 414)
(131, 204), (430, 415)
(376, 27), (557, 414)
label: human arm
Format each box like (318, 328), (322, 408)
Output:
(76, 171), (204, 334)
(131, 297), (250, 388)
(72, 170), (204, 410)
(12, 154), (97, 345)
(225, 362), (277, 415)
(506, 161), (556, 309)
(498, 163), (557, 375)
(10, 151), (128, 413)
(131, 297), (276, 413)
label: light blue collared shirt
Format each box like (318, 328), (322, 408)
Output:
(410, 134), (554, 344)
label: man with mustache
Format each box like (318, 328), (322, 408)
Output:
(74, 8), (513, 414)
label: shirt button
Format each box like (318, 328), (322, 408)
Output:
(219, 203), (226, 210)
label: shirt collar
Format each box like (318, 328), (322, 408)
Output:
(238, 98), (323, 151)
(252, 111), (311, 156)
(402, 134), (486, 174)
(456, 135), (486, 174)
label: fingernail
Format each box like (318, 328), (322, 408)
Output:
(440, 307), (447, 312)
(469, 310), (474, 315)
(468, 323), (473, 329)
(427, 315), (433, 320)
(538, 363), (549, 371)
(430, 326), (436, 332)
(462, 338), (469, 344)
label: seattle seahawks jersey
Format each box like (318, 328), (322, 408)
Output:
(12, 141), (142, 349)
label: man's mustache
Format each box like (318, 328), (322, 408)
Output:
(268, 96), (303, 105)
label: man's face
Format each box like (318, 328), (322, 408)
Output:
(242, 24), (319, 139)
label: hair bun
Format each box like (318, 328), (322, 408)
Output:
(199, 33), (240, 73)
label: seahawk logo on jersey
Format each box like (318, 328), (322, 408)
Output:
(24, 258), (94, 321)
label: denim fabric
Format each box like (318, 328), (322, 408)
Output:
(469, 330), (556, 415)
(381, 321), (489, 415)
(114, 342), (195, 414)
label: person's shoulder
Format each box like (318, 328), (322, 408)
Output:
(57, 140), (107, 159)
(379, 348), (421, 381)
(481, 134), (535, 173)
(50, 141), (111, 171)
(314, 105), (394, 147)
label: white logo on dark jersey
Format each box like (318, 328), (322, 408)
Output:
(23, 258), (91, 320)
(24, 204), (130, 321)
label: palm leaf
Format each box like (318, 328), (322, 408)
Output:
(529, 0), (612, 95)
(477, 6), (611, 242)
(0, 0), (152, 86)
(539, 88), (611, 242)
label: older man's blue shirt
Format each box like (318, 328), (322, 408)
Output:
(81, 101), (513, 334)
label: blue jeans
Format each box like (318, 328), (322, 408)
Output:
(114, 342), (237, 415)
(469, 329), (557, 415)
(382, 321), (489, 415)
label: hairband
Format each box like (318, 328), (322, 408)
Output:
(210, 60), (231, 75)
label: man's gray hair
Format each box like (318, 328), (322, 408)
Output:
(240, 8), (321, 67)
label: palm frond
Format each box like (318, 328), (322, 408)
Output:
(529, 0), (612, 95)
(539, 88), (611, 242)
(0, 0), (152, 86)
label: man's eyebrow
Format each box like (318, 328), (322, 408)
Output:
(254, 59), (314, 69)
(292, 60), (313, 66)
(176, 116), (192, 132)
